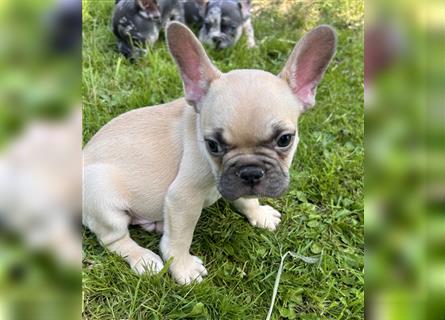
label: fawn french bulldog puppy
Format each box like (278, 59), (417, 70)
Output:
(83, 22), (336, 284)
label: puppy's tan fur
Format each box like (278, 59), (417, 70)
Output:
(83, 22), (336, 284)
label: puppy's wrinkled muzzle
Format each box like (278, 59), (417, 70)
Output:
(218, 156), (289, 201)
(214, 38), (234, 49)
(205, 32), (234, 49)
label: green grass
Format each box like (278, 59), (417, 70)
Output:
(82, 0), (364, 319)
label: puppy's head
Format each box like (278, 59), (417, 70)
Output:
(167, 22), (336, 200)
(198, 0), (248, 49)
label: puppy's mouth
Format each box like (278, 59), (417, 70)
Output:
(216, 159), (290, 201)
(201, 32), (235, 49)
(214, 38), (234, 50)
(218, 183), (288, 201)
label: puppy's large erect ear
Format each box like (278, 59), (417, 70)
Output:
(167, 22), (221, 110)
(279, 25), (337, 111)
(238, 0), (252, 19)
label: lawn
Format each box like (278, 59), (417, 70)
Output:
(82, 0), (364, 319)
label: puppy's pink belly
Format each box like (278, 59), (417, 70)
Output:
(131, 216), (164, 234)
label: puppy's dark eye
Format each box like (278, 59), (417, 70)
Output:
(205, 138), (223, 155)
(276, 134), (293, 148)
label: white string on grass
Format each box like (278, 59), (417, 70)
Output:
(265, 251), (320, 320)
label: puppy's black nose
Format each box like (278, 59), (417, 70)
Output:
(212, 36), (221, 44)
(237, 166), (264, 186)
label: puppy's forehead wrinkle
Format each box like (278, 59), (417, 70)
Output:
(271, 120), (296, 134)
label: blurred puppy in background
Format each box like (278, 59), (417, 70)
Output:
(179, 0), (256, 49)
(112, 0), (255, 61)
(197, 0), (255, 49)
(112, 0), (162, 60)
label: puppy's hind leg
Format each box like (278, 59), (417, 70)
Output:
(243, 18), (256, 48)
(95, 209), (164, 274)
(83, 164), (164, 274)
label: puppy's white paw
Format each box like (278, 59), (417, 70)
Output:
(170, 254), (208, 285)
(247, 41), (257, 49)
(129, 250), (164, 275)
(248, 205), (281, 231)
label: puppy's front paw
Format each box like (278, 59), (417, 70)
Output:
(248, 205), (281, 231)
(129, 249), (164, 275)
(170, 255), (208, 285)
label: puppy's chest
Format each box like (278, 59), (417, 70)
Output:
(203, 186), (221, 208)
